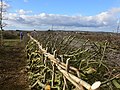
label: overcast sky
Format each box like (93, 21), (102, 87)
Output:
(3, 0), (120, 32)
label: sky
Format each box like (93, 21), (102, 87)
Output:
(2, 0), (120, 32)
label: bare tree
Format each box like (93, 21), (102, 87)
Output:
(0, 0), (7, 46)
(117, 18), (120, 33)
(0, 0), (3, 46)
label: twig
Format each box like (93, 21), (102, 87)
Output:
(28, 34), (101, 90)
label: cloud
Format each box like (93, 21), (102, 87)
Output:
(5, 8), (120, 31)
(16, 9), (32, 15)
(109, 8), (120, 15)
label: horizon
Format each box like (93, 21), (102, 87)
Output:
(4, 29), (120, 33)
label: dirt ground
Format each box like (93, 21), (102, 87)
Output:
(0, 42), (29, 90)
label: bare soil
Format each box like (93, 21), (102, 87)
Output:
(0, 42), (29, 90)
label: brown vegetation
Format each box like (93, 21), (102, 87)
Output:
(26, 31), (120, 90)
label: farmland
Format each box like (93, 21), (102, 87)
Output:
(0, 30), (120, 90)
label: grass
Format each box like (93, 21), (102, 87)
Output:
(0, 38), (29, 90)
(2, 39), (23, 47)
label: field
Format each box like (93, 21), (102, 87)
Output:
(0, 33), (29, 90)
(0, 30), (120, 90)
